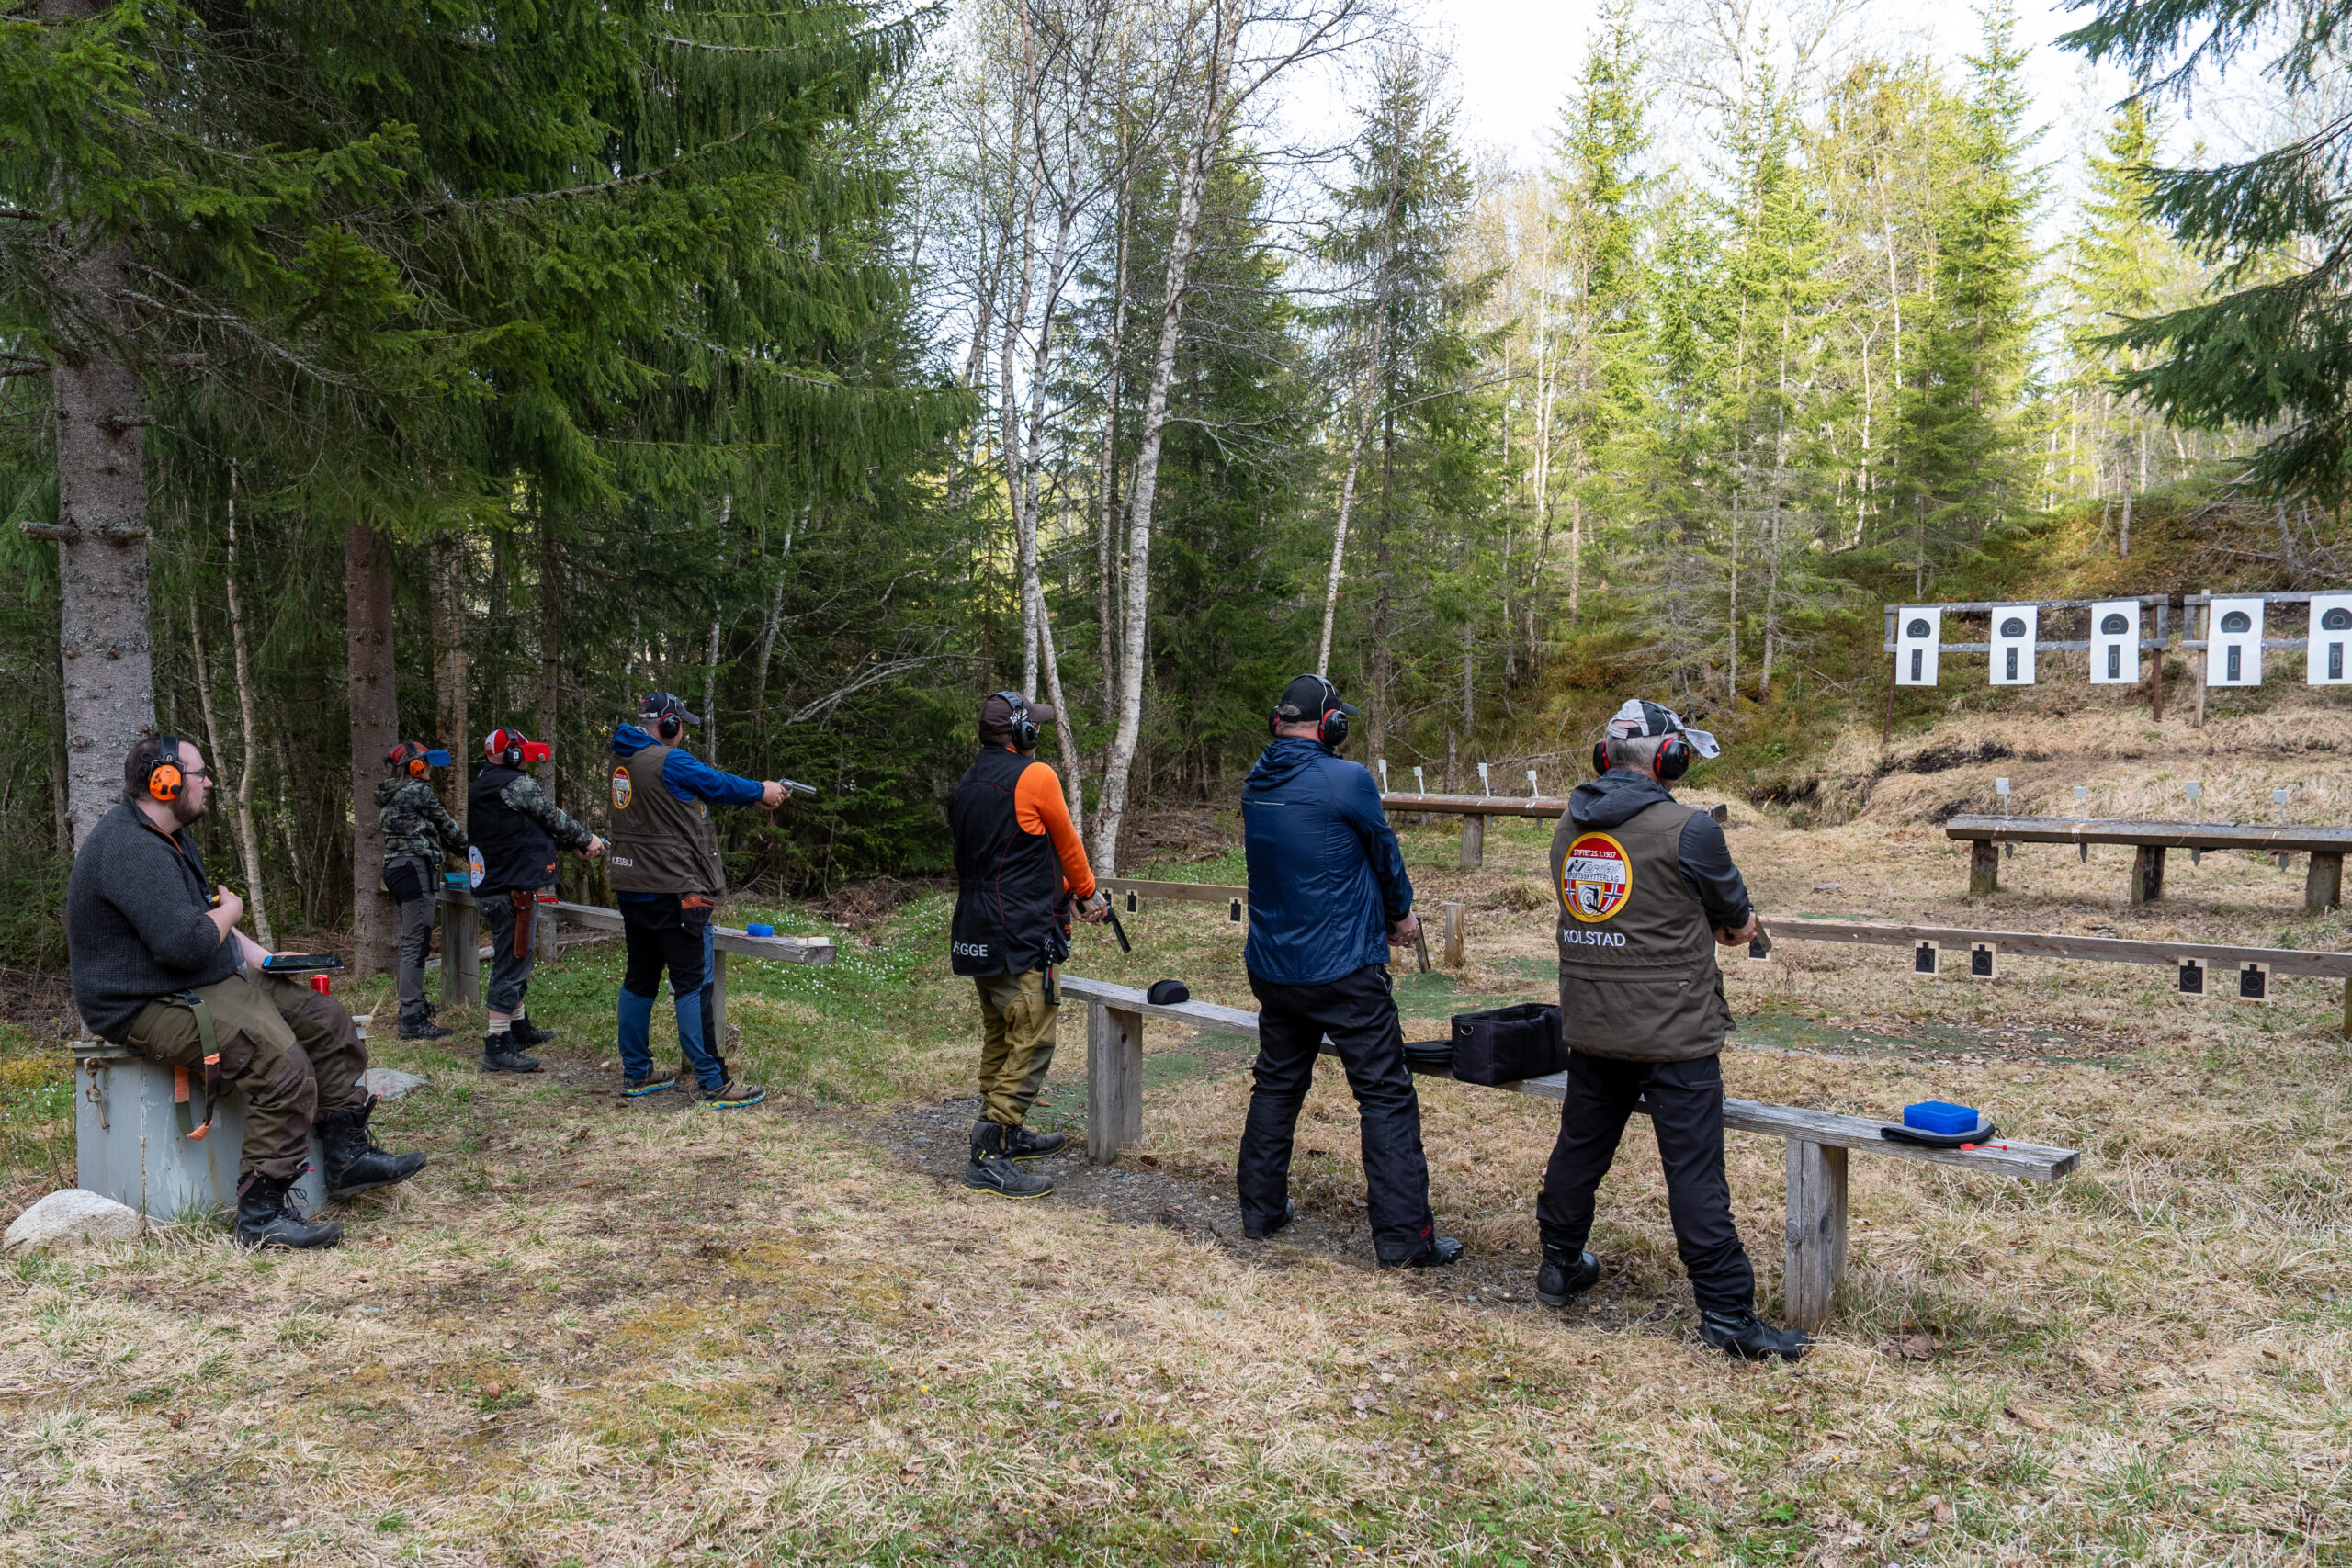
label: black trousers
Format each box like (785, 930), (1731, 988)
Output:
(1535, 1050), (1755, 1314)
(1238, 964), (1436, 1263)
(619, 896), (719, 1056)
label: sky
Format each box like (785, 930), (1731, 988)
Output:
(1437, 0), (2121, 174)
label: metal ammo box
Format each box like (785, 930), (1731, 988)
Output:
(72, 1041), (327, 1222)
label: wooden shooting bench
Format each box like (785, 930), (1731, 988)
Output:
(1377, 792), (1566, 870)
(1057, 973), (2075, 1330)
(1769, 915), (2352, 1033)
(549, 902), (836, 1036)
(1945, 815), (2352, 911)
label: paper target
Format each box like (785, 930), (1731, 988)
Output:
(2089, 599), (2141, 684)
(2206, 596), (2265, 687)
(2308, 593), (2352, 685)
(1989, 606), (2037, 685)
(1895, 609), (1941, 687)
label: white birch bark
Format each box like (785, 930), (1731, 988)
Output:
(224, 477), (274, 948)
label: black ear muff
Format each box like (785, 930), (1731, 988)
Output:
(1318, 707), (1350, 749)
(991, 691), (1038, 750)
(659, 714), (681, 740)
(147, 734), (185, 803)
(1656, 734), (1692, 783)
(1591, 741), (1610, 776)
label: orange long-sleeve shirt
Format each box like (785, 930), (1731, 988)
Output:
(1011, 754), (1097, 901)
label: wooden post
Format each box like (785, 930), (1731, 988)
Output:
(1442, 901), (1465, 967)
(2145, 620), (2164, 722)
(532, 897), (559, 965)
(1460, 815), (1486, 871)
(2131, 844), (2166, 905)
(438, 889), (480, 1009)
(2307, 852), (2343, 914)
(1086, 1001), (1145, 1163)
(1782, 1139), (1849, 1332)
(2342, 976), (2351, 1042)
(709, 948), (729, 1043)
(1967, 839), (1998, 897)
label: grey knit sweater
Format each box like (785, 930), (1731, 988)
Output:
(67, 798), (239, 1043)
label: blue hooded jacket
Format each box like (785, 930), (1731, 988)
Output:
(1241, 736), (1414, 986)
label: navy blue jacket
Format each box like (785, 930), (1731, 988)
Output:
(1241, 736), (1414, 986)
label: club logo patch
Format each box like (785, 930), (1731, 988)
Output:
(611, 766), (632, 810)
(467, 844), (485, 890)
(1561, 831), (1633, 922)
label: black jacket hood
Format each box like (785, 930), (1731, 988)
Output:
(1568, 769), (1676, 828)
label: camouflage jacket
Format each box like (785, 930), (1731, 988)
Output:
(490, 772), (594, 855)
(375, 775), (469, 863)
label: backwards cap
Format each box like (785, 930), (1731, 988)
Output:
(1605, 698), (1721, 760)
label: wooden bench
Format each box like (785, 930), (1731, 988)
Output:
(1946, 814), (2352, 910)
(1377, 792), (1565, 869)
(1103, 879), (1470, 965)
(1059, 973), (2075, 1330)
(548, 902), (835, 1036)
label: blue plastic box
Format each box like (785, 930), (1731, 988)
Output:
(746, 922), (775, 938)
(1904, 1100), (1983, 1135)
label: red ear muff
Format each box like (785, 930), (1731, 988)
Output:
(1591, 741), (1610, 776)
(1655, 734), (1691, 783)
(1318, 707), (1350, 749)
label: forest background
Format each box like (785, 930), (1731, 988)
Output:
(0, 0), (2343, 975)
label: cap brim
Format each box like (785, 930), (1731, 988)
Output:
(1335, 699), (1359, 716)
(1028, 703), (1057, 725)
(1682, 728), (1721, 759)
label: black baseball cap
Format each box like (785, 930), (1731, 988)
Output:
(1274, 673), (1356, 725)
(639, 691), (700, 726)
(980, 692), (1056, 730)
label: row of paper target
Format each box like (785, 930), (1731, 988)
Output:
(1892, 594), (2352, 688)
(1902, 939), (2275, 999)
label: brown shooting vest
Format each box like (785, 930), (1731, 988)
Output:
(606, 742), (725, 896)
(1550, 796), (1731, 1063)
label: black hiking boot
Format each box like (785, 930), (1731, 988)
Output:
(1534, 1245), (1600, 1306)
(964, 1122), (1053, 1200)
(1379, 1236), (1465, 1269)
(316, 1098), (429, 1201)
(481, 1032), (540, 1073)
(1243, 1202), (1295, 1241)
(397, 1005), (453, 1042)
(1699, 1307), (1811, 1362)
(1004, 1123), (1067, 1161)
(508, 1014), (557, 1047)
(234, 1174), (343, 1250)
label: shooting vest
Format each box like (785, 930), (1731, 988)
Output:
(1550, 796), (1731, 1063)
(468, 765), (558, 896)
(606, 743), (725, 896)
(947, 746), (1070, 977)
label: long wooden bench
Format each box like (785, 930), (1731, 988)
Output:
(1378, 791), (1565, 869)
(549, 902), (834, 1036)
(1060, 973), (2075, 1330)
(1946, 814), (2352, 910)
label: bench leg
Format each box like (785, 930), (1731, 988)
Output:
(2131, 844), (2165, 905)
(1967, 839), (1998, 897)
(1442, 901), (1465, 967)
(2308, 851), (2343, 914)
(1460, 816), (1485, 871)
(440, 895), (480, 1010)
(1782, 1140), (1848, 1333)
(1086, 1003), (1145, 1163)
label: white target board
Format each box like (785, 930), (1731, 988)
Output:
(1989, 605), (2037, 685)
(2089, 599), (2140, 684)
(2308, 593), (2352, 685)
(1895, 609), (1941, 687)
(2206, 596), (2265, 687)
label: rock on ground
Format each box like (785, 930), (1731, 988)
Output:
(5, 1189), (145, 1251)
(363, 1068), (429, 1100)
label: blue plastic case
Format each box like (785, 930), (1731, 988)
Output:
(1904, 1100), (1982, 1135)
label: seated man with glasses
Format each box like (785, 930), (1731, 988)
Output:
(64, 733), (428, 1250)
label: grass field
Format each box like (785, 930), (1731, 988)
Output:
(6, 692), (2352, 1564)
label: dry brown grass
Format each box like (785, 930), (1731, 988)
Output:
(7, 698), (2352, 1564)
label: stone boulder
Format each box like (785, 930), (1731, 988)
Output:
(362, 1068), (428, 1100)
(4, 1190), (145, 1252)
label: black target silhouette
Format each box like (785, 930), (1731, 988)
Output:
(2221, 609), (2252, 634)
(2100, 613), (2129, 636)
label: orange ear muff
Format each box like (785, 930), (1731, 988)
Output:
(408, 757), (429, 779)
(149, 761), (183, 802)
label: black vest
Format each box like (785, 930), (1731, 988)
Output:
(469, 765), (557, 896)
(947, 746), (1069, 976)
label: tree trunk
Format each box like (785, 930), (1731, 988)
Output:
(1032, 580), (1085, 836)
(1091, 0), (1244, 876)
(1316, 316), (1385, 677)
(432, 531), (469, 818)
(40, 234), (155, 847)
(1369, 405), (1394, 763)
(224, 478), (275, 947)
(345, 520), (400, 976)
(1097, 129), (1134, 703)
(538, 503), (562, 799)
